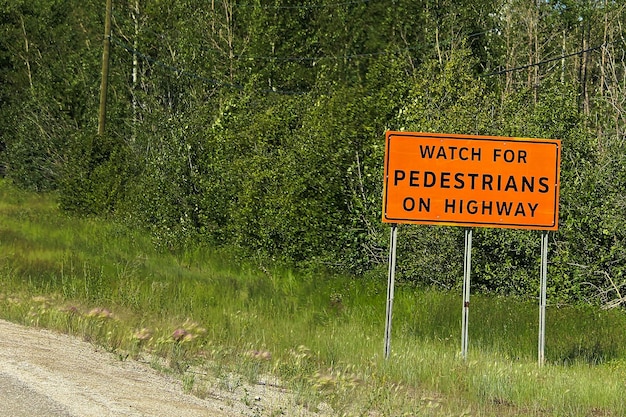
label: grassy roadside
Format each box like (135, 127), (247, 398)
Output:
(1, 179), (626, 416)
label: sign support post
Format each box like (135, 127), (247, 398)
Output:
(461, 228), (473, 360)
(538, 231), (549, 366)
(384, 224), (398, 360)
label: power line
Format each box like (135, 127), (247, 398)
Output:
(235, 0), (372, 9)
(234, 48), (407, 62)
(114, 27), (603, 89)
(116, 5), (604, 91)
(467, 28), (498, 39)
(482, 42), (606, 77)
(232, 29), (495, 62)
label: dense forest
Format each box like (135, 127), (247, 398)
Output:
(1, 0), (625, 305)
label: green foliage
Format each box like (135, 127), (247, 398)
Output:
(3, 101), (68, 191)
(398, 47), (498, 134)
(2, 0), (626, 305)
(0, 0), (101, 190)
(59, 132), (139, 215)
(548, 304), (626, 365)
(3, 186), (626, 416)
(121, 114), (222, 249)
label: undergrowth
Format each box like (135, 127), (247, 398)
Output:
(1, 180), (626, 416)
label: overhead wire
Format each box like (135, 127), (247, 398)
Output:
(111, 3), (613, 90)
(233, 47), (412, 62)
(482, 42), (607, 77)
(116, 34), (604, 93)
(235, 0), (372, 9)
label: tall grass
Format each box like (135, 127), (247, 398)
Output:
(1, 179), (626, 416)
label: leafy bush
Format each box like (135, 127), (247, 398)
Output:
(59, 132), (138, 215)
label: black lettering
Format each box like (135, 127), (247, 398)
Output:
(403, 197), (415, 211)
(493, 148), (525, 163)
(521, 176), (534, 192)
(514, 202), (526, 216)
(420, 145), (481, 161)
(409, 170), (420, 187)
(496, 201), (513, 216)
(519, 150), (528, 163)
(538, 177), (550, 193)
(467, 173), (479, 189)
(419, 145), (435, 159)
(394, 170), (405, 186)
(419, 198), (430, 212)
(528, 202), (538, 217)
(454, 173), (465, 189)
(444, 199), (456, 213)
(504, 176), (518, 192)
(482, 174), (493, 191)
(467, 200), (478, 214)
(482, 200), (493, 215)
(424, 171), (436, 187)
(440, 172), (451, 188)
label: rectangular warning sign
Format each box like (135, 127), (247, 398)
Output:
(382, 131), (561, 230)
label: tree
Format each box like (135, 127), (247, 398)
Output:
(0, 0), (102, 189)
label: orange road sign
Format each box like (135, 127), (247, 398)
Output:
(382, 131), (561, 230)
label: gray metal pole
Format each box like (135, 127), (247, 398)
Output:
(538, 231), (549, 366)
(461, 228), (472, 359)
(461, 228), (472, 360)
(384, 224), (398, 360)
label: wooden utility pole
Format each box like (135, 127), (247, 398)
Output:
(131, 0), (139, 142)
(98, 0), (113, 136)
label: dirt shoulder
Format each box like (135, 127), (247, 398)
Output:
(0, 319), (323, 417)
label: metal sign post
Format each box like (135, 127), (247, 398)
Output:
(384, 224), (398, 360)
(538, 231), (549, 366)
(461, 228), (473, 360)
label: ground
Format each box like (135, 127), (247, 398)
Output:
(0, 319), (327, 417)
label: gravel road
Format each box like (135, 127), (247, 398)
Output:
(0, 319), (323, 417)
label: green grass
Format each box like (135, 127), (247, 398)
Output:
(1, 179), (626, 416)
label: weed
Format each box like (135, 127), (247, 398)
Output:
(2, 181), (626, 416)
(182, 373), (195, 394)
